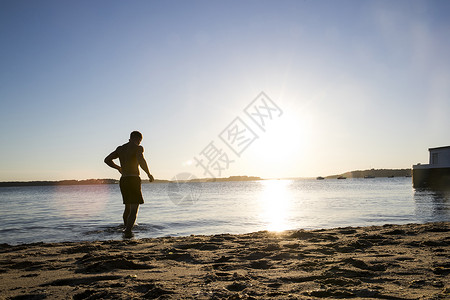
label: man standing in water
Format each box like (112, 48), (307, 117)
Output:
(104, 131), (154, 237)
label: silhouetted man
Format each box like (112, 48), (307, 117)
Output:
(104, 131), (154, 237)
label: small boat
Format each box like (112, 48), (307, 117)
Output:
(337, 176), (346, 179)
(364, 175), (375, 179)
(316, 176), (325, 180)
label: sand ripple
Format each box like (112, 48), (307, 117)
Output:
(0, 222), (449, 299)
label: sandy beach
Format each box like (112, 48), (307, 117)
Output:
(0, 222), (449, 299)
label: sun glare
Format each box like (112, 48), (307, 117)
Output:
(249, 113), (307, 173)
(258, 179), (293, 232)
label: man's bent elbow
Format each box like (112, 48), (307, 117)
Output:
(104, 157), (113, 166)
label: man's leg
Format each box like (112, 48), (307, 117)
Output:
(124, 204), (140, 234)
(123, 204), (131, 227)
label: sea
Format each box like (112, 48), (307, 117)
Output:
(0, 177), (449, 245)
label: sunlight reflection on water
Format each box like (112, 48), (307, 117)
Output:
(258, 180), (294, 232)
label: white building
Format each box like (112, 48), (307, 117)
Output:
(412, 146), (450, 188)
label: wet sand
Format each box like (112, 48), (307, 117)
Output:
(0, 222), (449, 299)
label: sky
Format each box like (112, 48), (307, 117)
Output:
(1, 0), (450, 181)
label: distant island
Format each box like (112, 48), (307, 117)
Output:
(324, 168), (412, 179)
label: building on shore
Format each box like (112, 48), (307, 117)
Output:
(412, 146), (450, 189)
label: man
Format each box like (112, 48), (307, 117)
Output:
(104, 131), (154, 237)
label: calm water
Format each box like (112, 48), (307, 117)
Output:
(0, 177), (448, 245)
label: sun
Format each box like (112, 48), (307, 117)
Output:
(248, 113), (307, 171)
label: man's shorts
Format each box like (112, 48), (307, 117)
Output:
(119, 176), (144, 204)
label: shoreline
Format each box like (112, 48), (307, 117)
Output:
(0, 170), (413, 187)
(1, 222), (449, 299)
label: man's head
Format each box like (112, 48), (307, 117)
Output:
(130, 131), (143, 144)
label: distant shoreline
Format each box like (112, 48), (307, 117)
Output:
(0, 176), (261, 187)
(0, 169), (412, 187)
(324, 168), (412, 179)
(0, 179), (121, 187)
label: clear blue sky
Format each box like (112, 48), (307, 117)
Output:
(1, 0), (449, 181)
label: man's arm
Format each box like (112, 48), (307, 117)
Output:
(137, 148), (154, 182)
(104, 151), (122, 174)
